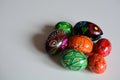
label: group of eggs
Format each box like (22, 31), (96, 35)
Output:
(45, 21), (112, 74)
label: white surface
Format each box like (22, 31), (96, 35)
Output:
(0, 0), (120, 80)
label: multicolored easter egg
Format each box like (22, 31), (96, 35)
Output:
(94, 38), (112, 57)
(68, 35), (93, 54)
(45, 30), (68, 54)
(55, 21), (72, 36)
(61, 49), (88, 71)
(73, 21), (103, 41)
(88, 54), (107, 74)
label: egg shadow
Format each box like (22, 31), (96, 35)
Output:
(32, 25), (63, 68)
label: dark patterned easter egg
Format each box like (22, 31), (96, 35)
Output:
(46, 30), (68, 54)
(73, 21), (103, 41)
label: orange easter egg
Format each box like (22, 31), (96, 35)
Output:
(88, 54), (107, 74)
(68, 35), (93, 54)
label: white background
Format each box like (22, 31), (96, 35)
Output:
(0, 0), (120, 80)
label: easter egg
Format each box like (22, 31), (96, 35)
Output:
(68, 35), (93, 54)
(55, 21), (72, 36)
(94, 38), (112, 57)
(88, 54), (107, 74)
(61, 49), (88, 71)
(73, 21), (103, 41)
(45, 30), (68, 54)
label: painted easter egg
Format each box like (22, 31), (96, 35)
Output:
(45, 30), (68, 54)
(68, 35), (93, 54)
(73, 21), (103, 41)
(88, 54), (107, 74)
(55, 21), (72, 36)
(94, 38), (112, 57)
(61, 49), (88, 71)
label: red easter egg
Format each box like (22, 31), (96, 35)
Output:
(88, 54), (107, 74)
(94, 38), (112, 57)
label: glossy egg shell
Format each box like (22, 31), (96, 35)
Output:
(68, 35), (93, 54)
(88, 54), (107, 74)
(45, 30), (68, 54)
(94, 38), (112, 57)
(55, 21), (72, 36)
(73, 21), (103, 41)
(60, 49), (88, 71)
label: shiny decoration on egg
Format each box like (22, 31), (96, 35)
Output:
(73, 21), (103, 41)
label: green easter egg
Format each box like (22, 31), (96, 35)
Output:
(55, 21), (72, 36)
(61, 49), (88, 71)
